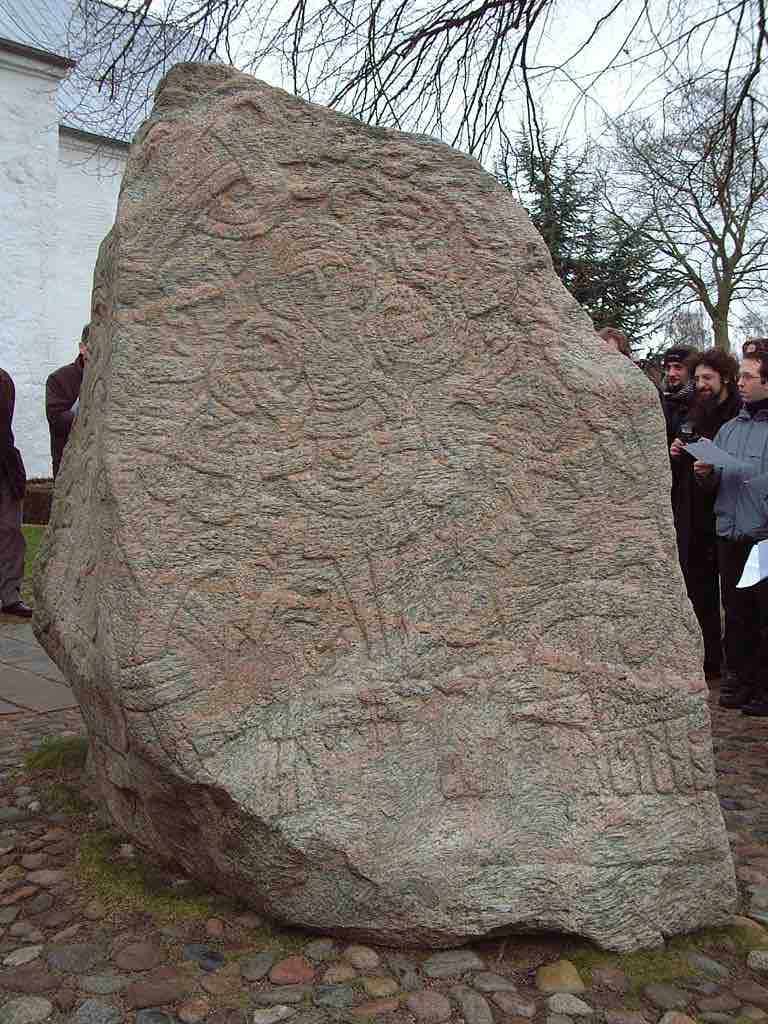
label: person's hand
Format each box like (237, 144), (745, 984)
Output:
(693, 461), (714, 477)
(670, 437), (685, 458)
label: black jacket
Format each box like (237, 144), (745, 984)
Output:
(671, 388), (742, 563)
(46, 355), (84, 478)
(0, 368), (26, 501)
(661, 382), (695, 446)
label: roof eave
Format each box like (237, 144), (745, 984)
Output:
(0, 35), (75, 70)
(59, 123), (130, 150)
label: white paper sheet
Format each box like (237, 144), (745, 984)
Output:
(683, 437), (752, 472)
(737, 539), (768, 589)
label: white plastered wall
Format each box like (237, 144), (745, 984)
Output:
(0, 44), (127, 478)
(52, 128), (126, 447)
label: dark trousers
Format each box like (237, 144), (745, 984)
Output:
(680, 532), (723, 676)
(0, 480), (24, 608)
(718, 538), (768, 698)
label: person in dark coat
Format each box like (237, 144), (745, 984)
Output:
(0, 367), (31, 617)
(669, 347), (741, 682)
(661, 344), (696, 444)
(46, 324), (89, 479)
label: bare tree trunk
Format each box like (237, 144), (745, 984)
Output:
(713, 315), (731, 351)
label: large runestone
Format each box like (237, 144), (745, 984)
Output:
(33, 63), (736, 951)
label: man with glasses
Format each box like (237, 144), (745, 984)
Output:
(694, 350), (768, 715)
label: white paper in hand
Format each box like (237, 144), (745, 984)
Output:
(683, 437), (751, 471)
(737, 540), (768, 589)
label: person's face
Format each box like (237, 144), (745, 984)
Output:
(603, 334), (622, 353)
(743, 340), (768, 358)
(79, 340), (90, 363)
(738, 358), (768, 403)
(694, 365), (726, 402)
(666, 360), (689, 388)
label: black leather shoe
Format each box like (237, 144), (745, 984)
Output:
(1, 601), (33, 618)
(719, 683), (753, 708)
(742, 699), (768, 718)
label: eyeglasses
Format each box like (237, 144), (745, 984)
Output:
(738, 372), (760, 381)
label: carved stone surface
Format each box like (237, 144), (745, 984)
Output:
(33, 63), (736, 951)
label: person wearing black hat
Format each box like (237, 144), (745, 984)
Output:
(661, 345), (697, 445)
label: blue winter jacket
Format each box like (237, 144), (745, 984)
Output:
(711, 406), (768, 541)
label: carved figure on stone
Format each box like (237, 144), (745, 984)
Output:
(34, 62), (736, 952)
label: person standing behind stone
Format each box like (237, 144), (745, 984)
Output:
(598, 325), (633, 359)
(743, 337), (768, 359)
(694, 348), (768, 715)
(669, 348), (740, 683)
(661, 344), (696, 444)
(46, 325), (89, 479)
(0, 368), (31, 618)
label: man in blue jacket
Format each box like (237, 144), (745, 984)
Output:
(695, 349), (768, 715)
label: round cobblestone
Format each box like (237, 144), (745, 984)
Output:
(0, 997), (52, 1024)
(405, 991), (453, 1022)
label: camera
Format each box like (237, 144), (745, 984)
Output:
(678, 421), (699, 447)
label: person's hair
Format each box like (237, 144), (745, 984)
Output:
(744, 350), (768, 384)
(663, 345), (696, 367)
(687, 347), (739, 385)
(598, 326), (631, 358)
(81, 324), (90, 344)
(742, 337), (768, 357)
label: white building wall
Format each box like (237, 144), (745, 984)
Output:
(0, 46), (67, 477)
(52, 128), (125, 405)
(0, 44), (127, 478)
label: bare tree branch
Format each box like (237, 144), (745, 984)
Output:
(31, 0), (762, 158)
(604, 73), (768, 348)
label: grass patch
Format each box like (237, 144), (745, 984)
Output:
(564, 940), (689, 1005)
(21, 523), (45, 601)
(25, 736), (94, 817)
(227, 928), (307, 958)
(564, 924), (766, 1003)
(25, 735), (88, 775)
(40, 780), (94, 816)
(77, 828), (240, 921)
(76, 827), (306, 957)
(24, 738), (308, 952)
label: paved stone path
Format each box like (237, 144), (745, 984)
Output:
(2, 613), (768, 1024)
(0, 621), (75, 716)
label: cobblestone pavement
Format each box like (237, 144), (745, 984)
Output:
(1, 632), (768, 1024)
